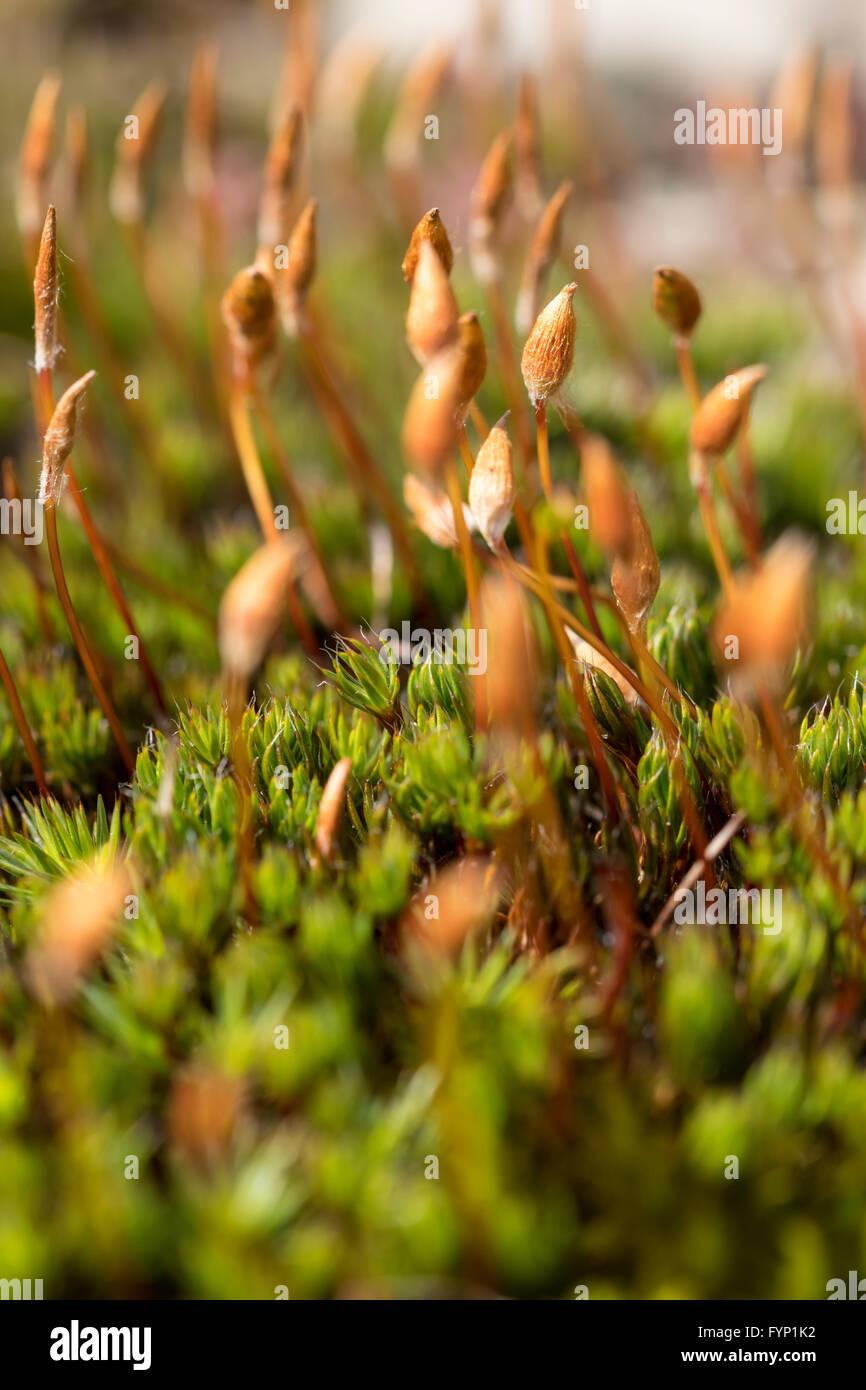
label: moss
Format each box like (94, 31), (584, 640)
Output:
(2, 24), (866, 1305)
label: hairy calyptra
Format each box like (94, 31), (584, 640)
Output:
(516, 180), (573, 333)
(219, 536), (308, 680)
(26, 861), (132, 1007)
(402, 312), (487, 476)
(690, 365), (768, 458)
(715, 532), (813, 696)
(469, 129), (512, 284)
(401, 856), (502, 959)
(221, 265), (277, 379)
(581, 433), (632, 557)
(610, 489), (661, 637)
(277, 196), (317, 335)
(468, 414), (515, 549)
(33, 204), (59, 373)
(258, 105), (304, 252)
(109, 82), (166, 225)
(652, 266), (702, 340)
(315, 757), (353, 861)
(38, 371), (96, 504)
(404, 473), (474, 549)
(401, 206), (454, 282)
(521, 282), (578, 406)
(183, 43), (219, 200)
(405, 238), (458, 365)
(17, 73), (61, 241)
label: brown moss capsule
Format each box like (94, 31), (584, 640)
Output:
(401, 855), (502, 959)
(20, 73), (61, 186)
(33, 205), (59, 374)
(258, 105), (304, 251)
(285, 197), (317, 291)
(610, 489), (660, 636)
(652, 266), (702, 340)
(771, 49), (818, 173)
(221, 265), (277, 378)
(405, 239), (459, 364)
(482, 571), (537, 738)
(124, 83), (166, 165)
(531, 181), (574, 265)
(183, 43), (219, 200)
(690, 365), (767, 457)
(402, 361), (460, 478)
(39, 371), (96, 505)
(384, 42), (452, 175)
(402, 312), (487, 477)
(276, 196), (317, 336)
(581, 433), (632, 557)
(274, 0), (319, 116)
(218, 536), (307, 680)
(521, 282), (578, 406)
(109, 82), (166, 224)
(515, 73), (543, 217)
(816, 58), (853, 195)
(401, 207), (454, 283)
(714, 532), (813, 697)
(469, 129), (512, 283)
(404, 473), (472, 549)
(17, 73), (61, 239)
(26, 861), (132, 1007)
(318, 35), (382, 157)
(516, 180), (573, 334)
(315, 757), (353, 861)
(66, 106), (89, 214)
(472, 129), (512, 230)
(455, 310), (487, 403)
(168, 1066), (245, 1164)
(469, 414), (514, 549)
(384, 43), (452, 172)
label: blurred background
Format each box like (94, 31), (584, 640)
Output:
(5, 0), (866, 250)
(5, 0), (866, 358)
(4, 0), (866, 532)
